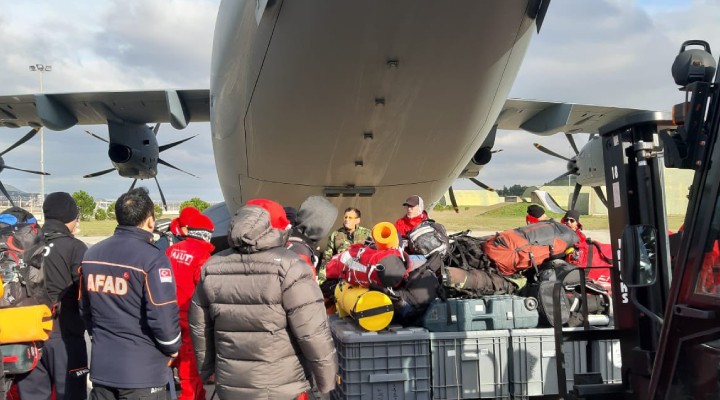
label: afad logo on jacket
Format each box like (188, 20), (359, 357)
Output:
(86, 274), (128, 295)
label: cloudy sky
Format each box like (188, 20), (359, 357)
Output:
(0, 0), (714, 203)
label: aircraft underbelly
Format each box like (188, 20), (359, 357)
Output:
(211, 0), (537, 219)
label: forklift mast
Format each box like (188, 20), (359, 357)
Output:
(599, 40), (720, 399)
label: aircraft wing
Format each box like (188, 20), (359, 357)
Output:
(496, 98), (666, 136)
(0, 89), (210, 131)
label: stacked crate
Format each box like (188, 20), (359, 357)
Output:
(330, 319), (431, 400)
(429, 330), (510, 399)
(329, 296), (620, 399)
(509, 328), (588, 399)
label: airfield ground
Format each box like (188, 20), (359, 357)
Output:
(76, 202), (686, 246)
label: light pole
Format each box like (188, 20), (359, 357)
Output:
(29, 64), (51, 206)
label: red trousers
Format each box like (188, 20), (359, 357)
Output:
(175, 320), (205, 400)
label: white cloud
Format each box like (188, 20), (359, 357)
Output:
(476, 0), (705, 191)
(0, 0), (220, 203)
(0, 0), (707, 205)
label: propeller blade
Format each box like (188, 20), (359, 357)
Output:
(129, 179), (137, 191)
(593, 186), (609, 208)
(83, 168), (116, 178)
(448, 186), (459, 213)
(0, 180), (16, 208)
(153, 123), (161, 135)
(547, 169), (576, 184)
(83, 130), (109, 143)
(565, 133), (580, 155)
(158, 158), (198, 177)
(468, 178), (495, 192)
(3, 165), (50, 175)
(533, 143), (573, 162)
(158, 135), (197, 153)
(0, 128), (39, 157)
(154, 176), (167, 211)
(570, 183), (582, 210)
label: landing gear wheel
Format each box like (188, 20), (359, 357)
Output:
(524, 296), (538, 311)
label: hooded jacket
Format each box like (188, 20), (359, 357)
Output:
(189, 203), (337, 399)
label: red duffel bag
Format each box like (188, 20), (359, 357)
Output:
(325, 243), (410, 288)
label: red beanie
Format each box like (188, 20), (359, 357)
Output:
(186, 214), (214, 232)
(178, 207), (201, 226)
(246, 199), (290, 230)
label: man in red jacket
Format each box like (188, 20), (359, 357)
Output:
(395, 195), (428, 237)
(166, 212), (215, 400)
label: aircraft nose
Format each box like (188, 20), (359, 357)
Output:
(109, 143), (132, 163)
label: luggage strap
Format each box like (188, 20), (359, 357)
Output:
(352, 304), (393, 318)
(552, 281), (568, 397)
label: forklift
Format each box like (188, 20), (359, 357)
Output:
(565, 40), (720, 399)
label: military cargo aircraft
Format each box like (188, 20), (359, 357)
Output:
(0, 0), (653, 225)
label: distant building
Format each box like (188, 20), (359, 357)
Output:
(526, 168), (693, 216)
(439, 190), (502, 207)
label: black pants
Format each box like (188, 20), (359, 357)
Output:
(15, 334), (88, 400)
(90, 384), (168, 400)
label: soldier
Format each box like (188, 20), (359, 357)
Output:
(320, 207), (371, 282)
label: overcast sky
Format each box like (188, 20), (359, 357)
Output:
(0, 0), (714, 203)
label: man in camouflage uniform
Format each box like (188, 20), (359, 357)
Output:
(319, 207), (371, 283)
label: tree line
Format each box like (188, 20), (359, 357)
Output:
(70, 190), (211, 221)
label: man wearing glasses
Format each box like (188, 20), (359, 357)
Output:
(562, 209), (589, 266)
(15, 192), (88, 400)
(322, 207), (371, 272)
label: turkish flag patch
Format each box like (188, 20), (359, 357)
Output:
(159, 268), (173, 283)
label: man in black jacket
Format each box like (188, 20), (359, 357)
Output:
(80, 187), (180, 400)
(15, 192), (89, 400)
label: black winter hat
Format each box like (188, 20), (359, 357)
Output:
(564, 209), (581, 222)
(375, 255), (407, 288)
(527, 204), (545, 218)
(43, 192), (79, 223)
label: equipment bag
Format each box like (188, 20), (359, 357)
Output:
(391, 252), (443, 326)
(1, 223), (48, 308)
(0, 305), (53, 344)
(443, 266), (520, 296)
(523, 259), (610, 327)
(446, 231), (491, 270)
(325, 244), (410, 288)
(406, 219), (449, 257)
(483, 221), (579, 276)
(1, 342), (43, 375)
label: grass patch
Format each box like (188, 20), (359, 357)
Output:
(76, 220), (117, 237)
(69, 203), (687, 238)
(431, 202), (686, 234)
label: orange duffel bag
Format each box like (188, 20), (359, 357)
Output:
(482, 221), (579, 276)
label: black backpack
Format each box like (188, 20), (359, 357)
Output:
(523, 260), (610, 327)
(446, 231), (492, 269)
(0, 214), (49, 381)
(406, 219), (449, 257)
(0, 222), (49, 308)
(389, 253), (443, 326)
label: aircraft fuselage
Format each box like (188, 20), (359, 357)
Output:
(211, 0), (539, 223)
